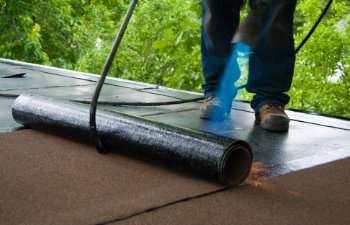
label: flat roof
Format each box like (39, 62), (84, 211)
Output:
(1, 58), (350, 224)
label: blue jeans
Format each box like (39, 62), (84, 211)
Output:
(201, 0), (297, 112)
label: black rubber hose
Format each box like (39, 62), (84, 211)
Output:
(90, 0), (139, 153)
(295, 0), (333, 54)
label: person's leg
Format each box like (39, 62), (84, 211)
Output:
(246, 0), (297, 131)
(247, 0), (297, 112)
(201, 0), (243, 113)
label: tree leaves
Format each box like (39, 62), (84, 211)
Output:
(290, 0), (350, 117)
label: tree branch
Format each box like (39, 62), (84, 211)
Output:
(12, 19), (18, 33)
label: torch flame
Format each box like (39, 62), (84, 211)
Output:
(245, 161), (270, 187)
(245, 161), (302, 197)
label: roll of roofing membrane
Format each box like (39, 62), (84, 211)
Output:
(12, 93), (252, 186)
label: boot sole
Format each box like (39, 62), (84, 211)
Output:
(260, 116), (290, 132)
(260, 122), (289, 132)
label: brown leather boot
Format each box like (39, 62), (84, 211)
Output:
(258, 104), (290, 132)
(200, 96), (230, 121)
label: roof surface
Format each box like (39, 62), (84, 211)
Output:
(1, 58), (350, 224)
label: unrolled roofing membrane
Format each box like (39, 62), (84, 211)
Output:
(12, 93), (253, 186)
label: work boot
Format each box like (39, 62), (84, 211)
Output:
(257, 104), (290, 132)
(200, 96), (230, 121)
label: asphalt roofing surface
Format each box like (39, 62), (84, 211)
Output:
(1, 58), (350, 224)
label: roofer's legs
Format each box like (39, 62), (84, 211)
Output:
(200, 0), (296, 131)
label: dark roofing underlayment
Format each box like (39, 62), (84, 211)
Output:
(0, 58), (350, 225)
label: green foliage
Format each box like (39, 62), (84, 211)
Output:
(120, 0), (203, 91)
(0, 0), (349, 117)
(289, 0), (350, 117)
(75, 0), (204, 91)
(1, 0), (49, 63)
(0, 0), (124, 67)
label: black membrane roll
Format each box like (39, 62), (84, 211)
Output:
(12, 93), (253, 186)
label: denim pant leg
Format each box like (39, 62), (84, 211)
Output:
(201, 0), (243, 104)
(247, 0), (297, 112)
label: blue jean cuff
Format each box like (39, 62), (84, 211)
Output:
(252, 99), (286, 113)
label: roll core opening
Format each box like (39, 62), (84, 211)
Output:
(221, 143), (252, 186)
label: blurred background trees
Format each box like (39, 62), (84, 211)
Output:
(1, 0), (349, 117)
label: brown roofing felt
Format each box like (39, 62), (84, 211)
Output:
(0, 129), (223, 225)
(1, 129), (350, 225)
(116, 157), (350, 225)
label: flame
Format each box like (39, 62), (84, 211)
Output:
(245, 161), (270, 187)
(245, 161), (302, 197)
